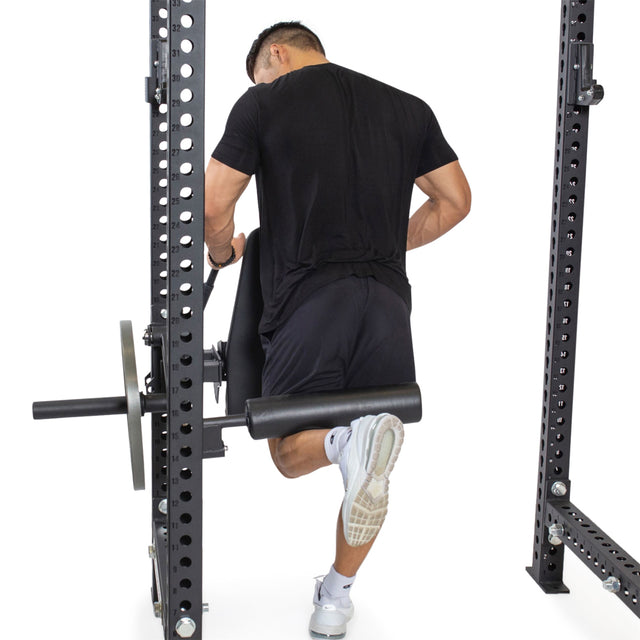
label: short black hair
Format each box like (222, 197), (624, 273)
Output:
(246, 21), (325, 83)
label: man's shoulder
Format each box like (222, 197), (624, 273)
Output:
(330, 64), (428, 107)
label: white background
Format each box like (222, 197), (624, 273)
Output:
(2, 1), (639, 639)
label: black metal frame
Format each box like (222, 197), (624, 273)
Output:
(526, 0), (640, 620)
(146, 1), (207, 637)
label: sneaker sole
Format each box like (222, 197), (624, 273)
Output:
(310, 631), (346, 640)
(342, 414), (404, 547)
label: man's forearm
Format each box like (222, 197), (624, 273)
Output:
(406, 197), (469, 251)
(409, 161), (471, 251)
(205, 211), (235, 262)
(203, 157), (251, 263)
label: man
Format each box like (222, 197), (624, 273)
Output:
(205, 21), (470, 639)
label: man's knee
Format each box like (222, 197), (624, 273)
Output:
(268, 437), (298, 479)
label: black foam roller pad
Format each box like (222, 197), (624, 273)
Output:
(245, 383), (422, 440)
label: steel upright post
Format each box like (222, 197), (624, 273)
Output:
(527, 3), (640, 621)
(147, 0), (206, 638)
(526, 0), (600, 594)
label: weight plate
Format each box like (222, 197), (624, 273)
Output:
(120, 320), (145, 490)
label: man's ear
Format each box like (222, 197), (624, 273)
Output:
(270, 43), (289, 64)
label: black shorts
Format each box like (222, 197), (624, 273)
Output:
(261, 276), (416, 397)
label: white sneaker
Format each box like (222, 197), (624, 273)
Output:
(309, 576), (355, 639)
(341, 413), (404, 547)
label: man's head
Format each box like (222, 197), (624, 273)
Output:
(246, 21), (326, 84)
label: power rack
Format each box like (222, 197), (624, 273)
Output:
(526, 0), (640, 621)
(31, 0), (640, 637)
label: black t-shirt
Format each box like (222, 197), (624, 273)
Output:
(212, 62), (457, 334)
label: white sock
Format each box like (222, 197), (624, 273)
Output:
(321, 565), (356, 603)
(324, 426), (352, 464)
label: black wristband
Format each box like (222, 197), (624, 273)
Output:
(208, 245), (236, 269)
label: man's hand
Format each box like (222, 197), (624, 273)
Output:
(207, 233), (246, 270)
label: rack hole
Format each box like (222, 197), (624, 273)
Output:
(180, 446), (192, 457)
(180, 468), (192, 479)
(180, 513), (192, 524)
(180, 579), (192, 588)
(180, 354), (192, 366)
(180, 557), (192, 567)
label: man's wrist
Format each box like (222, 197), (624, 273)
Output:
(208, 245), (236, 269)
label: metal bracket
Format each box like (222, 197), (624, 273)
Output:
(569, 42), (604, 106)
(146, 38), (169, 105)
(203, 345), (224, 401)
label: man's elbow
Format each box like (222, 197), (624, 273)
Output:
(452, 187), (472, 223)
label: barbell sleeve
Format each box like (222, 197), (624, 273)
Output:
(33, 393), (167, 420)
(33, 396), (128, 420)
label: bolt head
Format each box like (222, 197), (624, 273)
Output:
(551, 482), (568, 497)
(158, 499), (168, 515)
(148, 545), (156, 559)
(153, 602), (162, 618)
(176, 617), (197, 638)
(603, 577), (621, 593)
(548, 523), (564, 546)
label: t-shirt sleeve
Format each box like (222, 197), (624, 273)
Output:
(211, 89), (260, 176)
(415, 104), (458, 178)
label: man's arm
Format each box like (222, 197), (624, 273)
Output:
(407, 160), (471, 251)
(204, 157), (252, 267)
